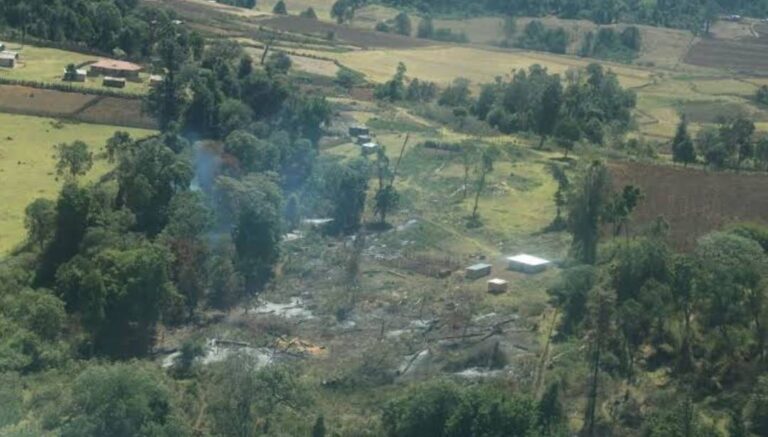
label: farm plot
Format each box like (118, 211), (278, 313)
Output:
(610, 161), (768, 249)
(260, 15), (434, 49)
(0, 113), (154, 253)
(684, 38), (768, 73)
(0, 85), (155, 129)
(333, 45), (652, 88)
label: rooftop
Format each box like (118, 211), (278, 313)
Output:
(507, 254), (550, 266)
(467, 263), (492, 270)
(91, 59), (143, 71)
(488, 278), (508, 285)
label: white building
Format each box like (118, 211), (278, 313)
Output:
(507, 254), (551, 274)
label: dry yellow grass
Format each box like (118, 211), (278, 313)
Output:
(0, 114), (154, 253)
(334, 45), (653, 89)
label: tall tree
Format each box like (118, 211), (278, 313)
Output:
(567, 160), (611, 265)
(55, 141), (93, 179)
(582, 287), (616, 437)
(672, 115), (696, 166)
(536, 77), (563, 149)
(24, 198), (56, 251)
(470, 145), (500, 224)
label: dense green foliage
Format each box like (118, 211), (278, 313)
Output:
(377, 0), (763, 32)
(580, 26), (642, 62)
(515, 20), (568, 54)
(0, 0), (199, 58)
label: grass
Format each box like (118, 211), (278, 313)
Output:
(0, 43), (150, 94)
(332, 46), (653, 89)
(0, 113), (154, 253)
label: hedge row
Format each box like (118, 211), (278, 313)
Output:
(0, 77), (143, 99)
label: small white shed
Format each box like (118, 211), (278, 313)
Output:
(361, 142), (380, 154)
(507, 254), (550, 274)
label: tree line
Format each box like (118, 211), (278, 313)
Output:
(0, 0), (203, 58)
(377, 0), (766, 33)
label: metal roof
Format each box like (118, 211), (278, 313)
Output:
(507, 254), (550, 266)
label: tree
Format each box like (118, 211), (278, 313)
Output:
(63, 63), (78, 81)
(55, 243), (178, 358)
(582, 287), (616, 437)
(548, 163), (570, 230)
(265, 51), (292, 76)
(326, 158), (370, 235)
(312, 416), (327, 437)
(55, 141), (93, 179)
(554, 117), (581, 158)
(145, 34), (190, 131)
(535, 77), (563, 149)
(602, 184), (643, 238)
(671, 255), (697, 373)
(374, 62), (408, 101)
(217, 174), (282, 294)
(567, 160), (611, 265)
(116, 139), (193, 235)
(105, 131), (133, 163)
(206, 245), (241, 309)
(438, 77), (472, 107)
(62, 363), (188, 437)
(672, 115), (696, 166)
(163, 191), (213, 319)
(719, 116), (755, 169)
(470, 146), (500, 224)
(373, 147), (400, 226)
(417, 16), (434, 39)
(207, 356), (310, 436)
(746, 376), (768, 436)
(394, 12), (412, 36)
(696, 126), (726, 168)
(757, 85), (768, 106)
(24, 198), (56, 251)
(272, 0), (287, 14)
(331, 0), (363, 24)
(300, 7), (318, 19)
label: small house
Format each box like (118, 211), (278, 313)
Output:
(465, 263), (492, 280)
(0, 53), (16, 68)
(103, 76), (126, 88)
(149, 74), (164, 87)
(488, 278), (508, 294)
(349, 125), (370, 137)
(1, 50), (19, 59)
(356, 134), (372, 145)
(361, 142), (380, 154)
(90, 59), (143, 79)
(507, 254), (550, 274)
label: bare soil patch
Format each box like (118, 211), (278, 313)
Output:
(610, 161), (768, 249)
(260, 15), (434, 49)
(0, 85), (155, 129)
(684, 28), (768, 72)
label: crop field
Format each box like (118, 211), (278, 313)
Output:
(260, 15), (435, 49)
(685, 38), (768, 72)
(610, 161), (768, 249)
(0, 113), (155, 253)
(0, 44), (151, 94)
(0, 85), (155, 129)
(332, 45), (653, 88)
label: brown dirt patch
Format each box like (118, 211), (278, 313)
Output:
(684, 30), (768, 73)
(0, 85), (155, 129)
(260, 15), (434, 49)
(610, 161), (768, 249)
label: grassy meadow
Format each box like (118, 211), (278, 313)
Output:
(0, 113), (154, 253)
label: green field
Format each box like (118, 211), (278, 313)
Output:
(0, 43), (150, 94)
(0, 113), (155, 253)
